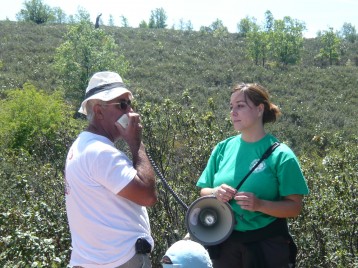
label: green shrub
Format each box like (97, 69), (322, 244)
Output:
(0, 149), (71, 267)
(295, 133), (358, 267)
(0, 84), (83, 267)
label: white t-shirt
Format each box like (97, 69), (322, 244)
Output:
(65, 131), (154, 267)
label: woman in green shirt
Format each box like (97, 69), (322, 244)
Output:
(196, 83), (309, 268)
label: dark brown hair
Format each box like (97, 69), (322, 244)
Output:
(232, 83), (281, 124)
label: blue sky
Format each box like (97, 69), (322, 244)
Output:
(1, 0), (357, 38)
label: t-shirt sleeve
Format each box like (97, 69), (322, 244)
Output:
(196, 144), (220, 188)
(277, 152), (309, 196)
(91, 147), (137, 194)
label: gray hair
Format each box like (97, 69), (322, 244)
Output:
(86, 99), (105, 122)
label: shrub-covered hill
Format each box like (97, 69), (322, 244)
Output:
(0, 21), (357, 267)
(1, 20), (357, 155)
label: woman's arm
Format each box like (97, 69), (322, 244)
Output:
(200, 184), (237, 203)
(234, 193), (303, 218)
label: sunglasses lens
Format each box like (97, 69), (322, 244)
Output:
(119, 100), (131, 111)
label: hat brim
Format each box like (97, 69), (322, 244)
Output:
(78, 87), (132, 115)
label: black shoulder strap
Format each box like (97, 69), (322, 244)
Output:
(235, 142), (280, 191)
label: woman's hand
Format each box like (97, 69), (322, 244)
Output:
(214, 184), (237, 203)
(234, 192), (304, 217)
(234, 192), (261, 211)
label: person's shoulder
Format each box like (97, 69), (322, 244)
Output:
(213, 135), (239, 152)
(217, 135), (239, 146)
(272, 141), (294, 155)
(265, 134), (296, 156)
(79, 132), (116, 155)
(81, 132), (112, 145)
(273, 142), (298, 161)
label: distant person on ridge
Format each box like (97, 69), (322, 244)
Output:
(95, 13), (102, 28)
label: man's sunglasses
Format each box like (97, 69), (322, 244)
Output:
(103, 99), (132, 111)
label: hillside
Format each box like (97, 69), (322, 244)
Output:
(1, 20), (357, 154)
(0, 20), (357, 267)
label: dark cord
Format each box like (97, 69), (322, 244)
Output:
(146, 150), (188, 211)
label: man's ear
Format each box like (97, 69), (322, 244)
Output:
(93, 104), (104, 119)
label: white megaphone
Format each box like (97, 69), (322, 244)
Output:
(185, 196), (235, 246)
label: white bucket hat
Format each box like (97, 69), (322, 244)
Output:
(78, 71), (132, 115)
(161, 240), (213, 268)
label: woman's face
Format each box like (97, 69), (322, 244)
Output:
(230, 90), (263, 133)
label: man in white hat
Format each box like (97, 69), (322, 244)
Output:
(65, 71), (158, 268)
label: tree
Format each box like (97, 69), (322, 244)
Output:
(185, 20), (194, 31)
(16, 0), (54, 24)
(199, 26), (212, 34)
(178, 18), (185, 31)
(120, 15), (129, 27)
(243, 13), (304, 66)
(175, 19), (193, 31)
(139, 20), (148, 28)
(63, 8), (91, 24)
(52, 7), (67, 24)
(246, 24), (270, 66)
(148, 8), (167, 29)
(108, 15), (115, 26)
(237, 16), (257, 37)
(199, 19), (228, 37)
(316, 27), (341, 66)
(270, 16), (305, 65)
(210, 19), (229, 37)
(340, 22), (357, 43)
(263, 10), (274, 32)
(74, 7), (91, 23)
(53, 20), (130, 110)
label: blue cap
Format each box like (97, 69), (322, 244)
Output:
(161, 240), (212, 268)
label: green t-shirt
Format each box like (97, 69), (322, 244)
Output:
(196, 134), (309, 231)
